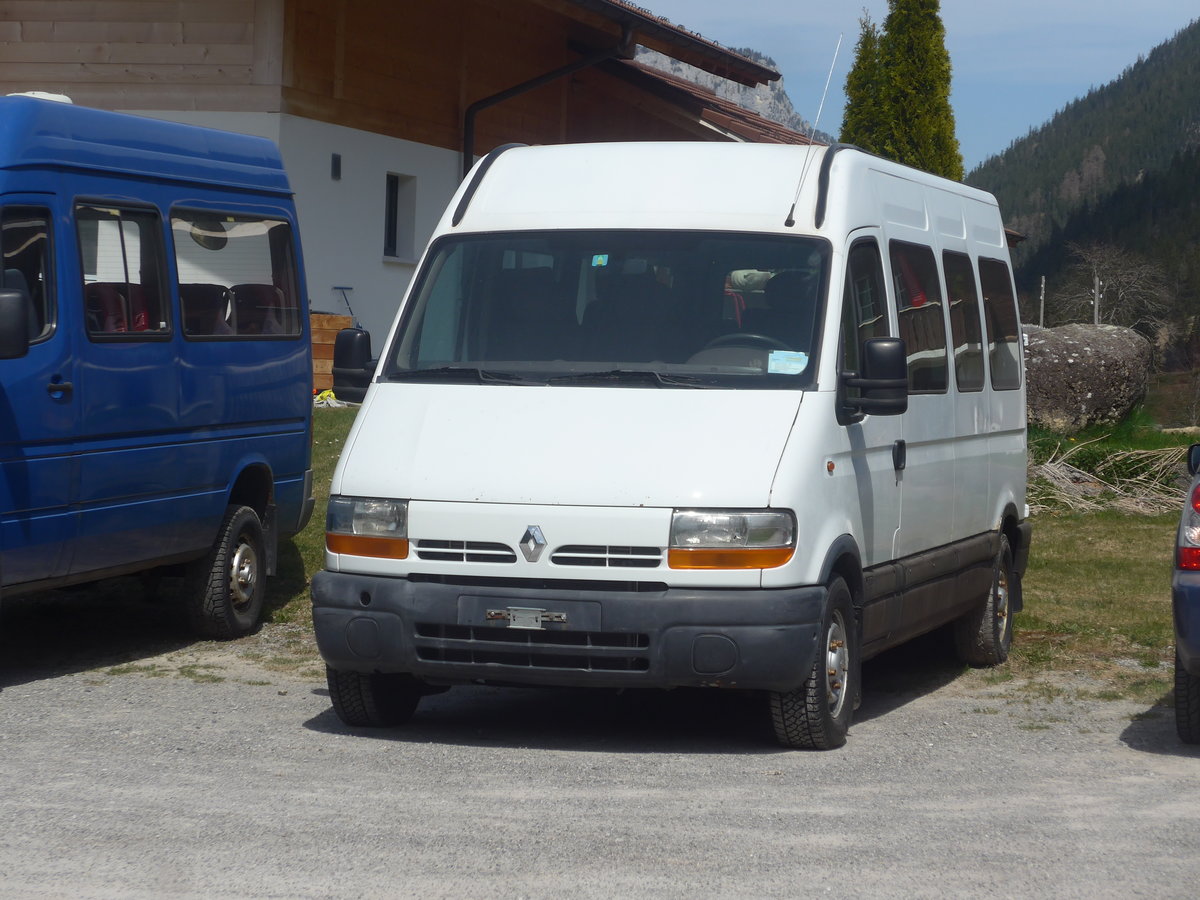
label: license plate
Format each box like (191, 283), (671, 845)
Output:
(485, 607), (567, 630)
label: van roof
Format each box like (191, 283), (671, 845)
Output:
(446, 142), (1001, 241)
(0, 96), (291, 195)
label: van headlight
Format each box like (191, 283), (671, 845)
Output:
(326, 495), (409, 559)
(668, 509), (795, 570)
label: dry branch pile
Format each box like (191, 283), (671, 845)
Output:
(1028, 439), (1188, 515)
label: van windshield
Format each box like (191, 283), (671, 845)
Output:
(385, 231), (829, 389)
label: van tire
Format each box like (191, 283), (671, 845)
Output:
(326, 666), (422, 727)
(768, 577), (856, 750)
(182, 504), (266, 640)
(1176, 652), (1200, 744)
(954, 534), (1014, 667)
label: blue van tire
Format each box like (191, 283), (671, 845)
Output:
(183, 504), (266, 639)
(954, 534), (1014, 667)
(767, 577), (856, 750)
(326, 666), (422, 727)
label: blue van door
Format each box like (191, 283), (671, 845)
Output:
(0, 202), (77, 586)
(68, 203), (186, 575)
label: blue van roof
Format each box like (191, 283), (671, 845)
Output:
(0, 96), (291, 195)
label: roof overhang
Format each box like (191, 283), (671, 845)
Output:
(531, 0), (780, 87)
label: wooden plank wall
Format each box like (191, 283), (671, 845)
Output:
(0, 0), (284, 110)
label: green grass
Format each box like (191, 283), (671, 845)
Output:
(1013, 509), (1176, 701)
(263, 406), (359, 627)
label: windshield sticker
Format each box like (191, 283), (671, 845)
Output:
(767, 351), (809, 375)
(591, 254), (609, 267)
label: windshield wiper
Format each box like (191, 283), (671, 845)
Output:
(547, 369), (707, 388)
(385, 366), (542, 385)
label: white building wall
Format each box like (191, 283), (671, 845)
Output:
(127, 109), (462, 348)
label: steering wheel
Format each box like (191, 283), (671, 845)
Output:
(702, 332), (792, 352)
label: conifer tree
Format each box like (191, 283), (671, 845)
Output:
(841, 0), (963, 181)
(840, 13), (885, 155)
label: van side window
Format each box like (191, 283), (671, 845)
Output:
(1, 206), (54, 342)
(77, 205), (169, 338)
(889, 241), (948, 393)
(172, 212), (301, 339)
(840, 240), (890, 411)
(943, 251), (985, 392)
(978, 257), (1022, 390)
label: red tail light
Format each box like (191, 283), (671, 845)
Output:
(1179, 546), (1200, 570)
(1192, 484), (1200, 514)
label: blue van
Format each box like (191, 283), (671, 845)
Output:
(0, 96), (314, 638)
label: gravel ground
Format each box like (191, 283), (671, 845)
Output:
(1, 591), (1199, 899)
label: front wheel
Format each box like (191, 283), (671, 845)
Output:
(768, 577), (857, 750)
(954, 534), (1014, 667)
(326, 666), (423, 727)
(181, 504), (266, 640)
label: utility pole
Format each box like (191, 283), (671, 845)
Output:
(1093, 273), (1102, 325)
(1039, 275), (1045, 327)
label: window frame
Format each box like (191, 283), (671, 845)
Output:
(1, 204), (57, 345)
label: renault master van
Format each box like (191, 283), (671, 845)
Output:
(0, 96), (314, 639)
(312, 142), (1030, 748)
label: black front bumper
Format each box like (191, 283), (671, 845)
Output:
(311, 570), (827, 692)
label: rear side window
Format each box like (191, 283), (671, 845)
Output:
(1, 206), (54, 342)
(943, 251), (985, 392)
(889, 241), (947, 393)
(172, 211), (301, 339)
(978, 258), (1022, 390)
(77, 204), (169, 339)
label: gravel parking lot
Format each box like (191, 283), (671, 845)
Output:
(2, 590), (1199, 899)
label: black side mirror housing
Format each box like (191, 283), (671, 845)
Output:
(844, 337), (907, 416)
(0, 289), (30, 360)
(1188, 443), (1200, 477)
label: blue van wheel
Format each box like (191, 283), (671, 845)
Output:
(183, 505), (266, 639)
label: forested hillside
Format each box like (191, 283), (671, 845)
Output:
(967, 19), (1200, 339)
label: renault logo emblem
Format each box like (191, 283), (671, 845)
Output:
(520, 526), (547, 562)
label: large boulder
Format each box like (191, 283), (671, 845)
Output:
(1023, 324), (1152, 433)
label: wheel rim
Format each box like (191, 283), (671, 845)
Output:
(229, 539), (259, 610)
(825, 609), (849, 718)
(995, 563), (1010, 634)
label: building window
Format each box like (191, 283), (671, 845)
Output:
(384, 172), (416, 260)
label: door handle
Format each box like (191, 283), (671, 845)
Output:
(892, 439), (906, 472)
(46, 380), (73, 397)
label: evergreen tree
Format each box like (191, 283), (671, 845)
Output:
(840, 13), (885, 154)
(841, 0), (963, 181)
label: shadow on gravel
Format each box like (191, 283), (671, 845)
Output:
(0, 540), (306, 691)
(1119, 691), (1200, 758)
(303, 627), (971, 754)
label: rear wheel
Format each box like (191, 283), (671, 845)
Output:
(326, 665), (423, 727)
(1176, 651), (1200, 744)
(181, 504), (265, 640)
(955, 534), (1014, 667)
(768, 577), (856, 750)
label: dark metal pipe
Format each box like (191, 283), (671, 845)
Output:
(462, 27), (633, 178)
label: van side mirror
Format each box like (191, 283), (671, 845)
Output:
(0, 289), (30, 359)
(1188, 443), (1200, 477)
(844, 337), (907, 416)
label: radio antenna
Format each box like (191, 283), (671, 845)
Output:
(784, 32), (843, 227)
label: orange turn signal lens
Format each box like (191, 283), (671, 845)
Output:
(326, 533), (409, 559)
(668, 546), (795, 570)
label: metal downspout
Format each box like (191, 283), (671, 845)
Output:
(461, 27), (633, 178)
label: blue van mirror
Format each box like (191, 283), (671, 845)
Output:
(0, 289), (30, 359)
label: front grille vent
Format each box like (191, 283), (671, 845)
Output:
(414, 623), (650, 672)
(414, 540), (517, 564)
(550, 545), (662, 568)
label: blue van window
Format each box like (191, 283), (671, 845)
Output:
(172, 212), (301, 339)
(1, 207), (53, 341)
(77, 205), (169, 338)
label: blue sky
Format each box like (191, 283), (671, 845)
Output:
(638, 1), (1199, 172)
